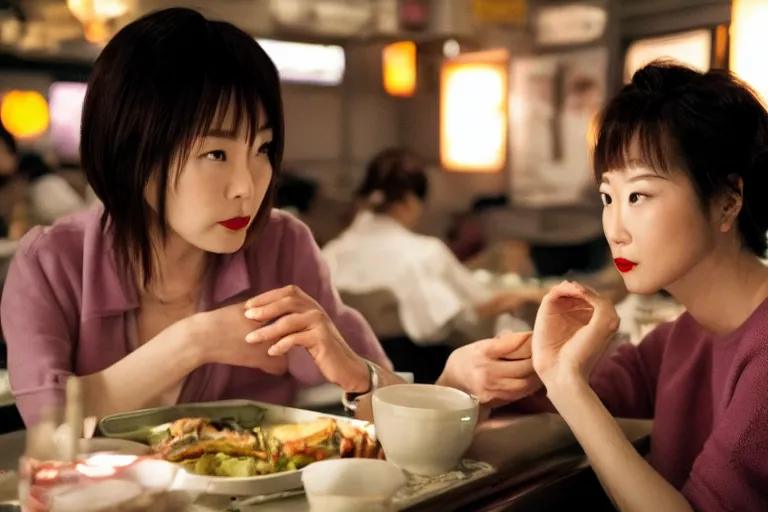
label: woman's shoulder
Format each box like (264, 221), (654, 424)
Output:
(11, 205), (103, 285)
(16, 205), (100, 258)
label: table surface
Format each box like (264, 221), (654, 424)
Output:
(0, 414), (652, 511)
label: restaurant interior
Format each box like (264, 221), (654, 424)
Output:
(0, 0), (764, 510)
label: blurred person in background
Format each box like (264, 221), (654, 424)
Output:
(18, 152), (91, 226)
(274, 171), (318, 220)
(0, 125), (23, 239)
(322, 147), (539, 381)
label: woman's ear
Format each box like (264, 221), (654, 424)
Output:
(718, 175), (744, 233)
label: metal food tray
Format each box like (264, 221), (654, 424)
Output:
(98, 399), (373, 497)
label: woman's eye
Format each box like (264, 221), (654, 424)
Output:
(600, 192), (612, 206)
(628, 192), (645, 204)
(205, 150), (227, 162)
(256, 141), (273, 156)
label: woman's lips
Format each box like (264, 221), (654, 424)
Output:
(614, 258), (637, 273)
(218, 216), (251, 231)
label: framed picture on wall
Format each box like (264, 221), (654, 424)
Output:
(624, 29), (713, 82)
(508, 47), (608, 207)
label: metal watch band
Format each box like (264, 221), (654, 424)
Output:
(341, 359), (379, 413)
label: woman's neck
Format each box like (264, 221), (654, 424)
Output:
(384, 208), (413, 230)
(667, 247), (768, 336)
(141, 231), (208, 304)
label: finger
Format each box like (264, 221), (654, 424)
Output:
(485, 376), (542, 401)
(484, 358), (535, 380)
(565, 284), (620, 335)
(540, 281), (595, 313)
(483, 332), (532, 360)
(244, 285), (313, 309)
(267, 331), (315, 357)
(245, 295), (312, 323)
(246, 312), (310, 344)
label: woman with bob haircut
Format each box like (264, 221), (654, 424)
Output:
(0, 7), (432, 427)
(437, 61), (768, 510)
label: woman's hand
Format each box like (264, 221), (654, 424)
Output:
(531, 281), (619, 387)
(191, 303), (288, 375)
(243, 285), (370, 393)
(436, 331), (542, 406)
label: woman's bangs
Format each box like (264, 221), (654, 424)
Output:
(172, 35), (278, 173)
(593, 101), (677, 181)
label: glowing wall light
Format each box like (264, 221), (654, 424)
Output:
(382, 41), (417, 97)
(0, 90), (49, 139)
(730, 0), (768, 101)
(256, 38), (346, 86)
(440, 49), (509, 172)
(624, 29), (712, 83)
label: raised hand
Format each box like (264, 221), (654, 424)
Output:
(531, 281), (620, 386)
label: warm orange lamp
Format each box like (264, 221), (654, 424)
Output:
(440, 49), (509, 172)
(0, 90), (50, 139)
(382, 41), (417, 97)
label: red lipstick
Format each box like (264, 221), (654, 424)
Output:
(614, 258), (637, 273)
(218, 216), (250, 231)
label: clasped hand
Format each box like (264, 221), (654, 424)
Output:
(439, 281), (619, 407)
(194, 285), (369, 393)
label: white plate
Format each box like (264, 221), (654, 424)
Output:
(100, 400), (374, 497)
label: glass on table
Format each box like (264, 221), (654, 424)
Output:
(18, 406), (192, 512)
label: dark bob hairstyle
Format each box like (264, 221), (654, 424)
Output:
(355, 147), (428, 213)
(81, 7), (285, 285)
(594, 60), (768, 257)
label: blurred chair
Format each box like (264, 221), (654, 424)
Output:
(340, 290), (452, 384)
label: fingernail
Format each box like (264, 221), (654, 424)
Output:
(268, 346), (279, 356)
(245, 308), (262, 319)
(246, 332), (260, 343)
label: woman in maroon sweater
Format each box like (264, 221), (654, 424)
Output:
(440, 61), (768, 511)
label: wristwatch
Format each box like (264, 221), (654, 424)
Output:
(341, 359), (380, 414)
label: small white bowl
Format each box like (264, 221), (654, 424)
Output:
(372, 384), (479, 476)
(301, 459), (406, 512)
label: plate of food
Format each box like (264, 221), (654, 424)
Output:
(97, 400), (381, 496)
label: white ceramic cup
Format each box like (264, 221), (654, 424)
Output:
(301, 458), (406, 512)
(372, 384), (479, 476)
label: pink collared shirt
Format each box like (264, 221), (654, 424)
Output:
(0, 205), (390, 427)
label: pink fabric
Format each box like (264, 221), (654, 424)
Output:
(513, 300), (768, 511)
(0, 205), (390, 427)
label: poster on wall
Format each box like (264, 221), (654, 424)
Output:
(509, 47), (608, 207)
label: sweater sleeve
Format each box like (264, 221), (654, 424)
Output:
(507, 324), (668, 418)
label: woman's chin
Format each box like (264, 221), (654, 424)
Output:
(621, 275), (664, 296)
(194, 237), (246, 255)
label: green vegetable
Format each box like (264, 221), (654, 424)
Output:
(290, 454), (314, 469)
(217, 457), (257, 477)
(194, 454), (219, 475)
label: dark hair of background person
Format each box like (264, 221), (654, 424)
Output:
(80, 7), (285, 286)
(275, 173), (318, 215)
(594, 59), (768, 257)
(18, 153), (52, 183)
(0, 123), (17, 158)
(355, 147), (428, 213)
